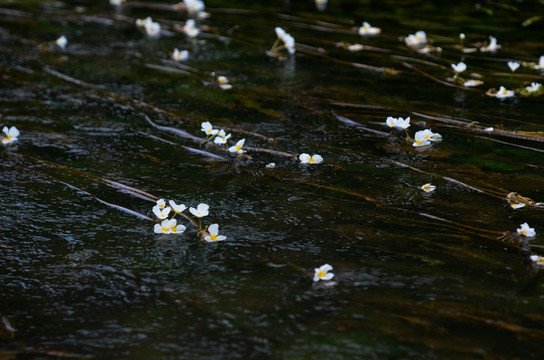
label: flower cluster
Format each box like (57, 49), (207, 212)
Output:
(1, 126), (19, 145)
(413, 129), (442, 147)
(136, 17), (161, 38)
(270, 27), (296, 57)
(385, 116), (410, 130)
(152, 199), (226, 242)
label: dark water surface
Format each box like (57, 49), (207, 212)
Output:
(1, 0), (544, 359)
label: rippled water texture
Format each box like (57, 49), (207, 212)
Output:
(1, 0), (544, 359)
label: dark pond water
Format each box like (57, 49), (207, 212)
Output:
(1, 0), (544, 359)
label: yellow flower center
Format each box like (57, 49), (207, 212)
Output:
(7, 134), (12, 139)
(236, 145), (242, 151)
(210, 234), (217, 241)
(364, 26), (369, 31)
(219, 78), (226, 84)
(318, 270), (326, 278)
(170, 226), (177, 232)
(206, 129), (212, 134)
(416, 140), (423, 145)
(522, 230), (527, 235)
(309, 158), (315, 163)
(538, 258), (544, 264)
(161, 226), (169, 232)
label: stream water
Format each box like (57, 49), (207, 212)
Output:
(1, 0), (544, 359)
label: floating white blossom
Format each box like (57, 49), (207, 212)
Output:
(451, 62), (467, 74)
(484, 127), (494, 132)
(413, 129), (441, 147)
(274, 27), (296, 55)
(386, 116), (410, 130)
(55, 35), (67, 49)
(313, 264), (334, 282)
(347, 44), (364, 52)
(265, 162), (276, 168)
(358, 22), (381, 36)
(110, 0), (125, 6)
(421, 183), (436, 192)
(183, 0), (205, 14)
(464, 79), (484, 87)
(182, 19), (200, 38)
(201, 121), (219, 136)
(480, 35), (501, 52)
(517, 223), (536, 237)
(459, 33), (465, 40)
(213, 129), (231, 145)
(154, 219), (186, 234)
(299, 153), (323, 164)
(507, 61), (520, 72)
(169, 200), (187, 214)
(217, 76), (232, 90)
(204, 223), (227, 242)
(228, 139), (246, 154)
(526, 82), (542, 93)
(493, 86), (515, 99)
(189, 203), (209, 218)
(156, 199), (167, 209)
(153, 204), (171, 220)
(137, 17), (161, 37)
(172, 48), (189, 61)
(530, 255), (544, 266)
(510, 203), (526, 209)
(404, 31), (427, 47)
(1, 126), (20, 145)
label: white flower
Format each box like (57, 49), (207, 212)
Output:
(386, 116), (397, 128)
(510, 203), (526, 209)
(413, 129), (441, 147)
(201, 121), (219, 136)
(168, 219), (186, 234)
(480, 35), (501, 52)
(156, 199), (167, 209)
(265, 162), (276, 168)
(169, 200), (187, 214)
(110, 0), (125, 6)
(396, 117), (411, 129)
(507, 61), (520, 72)
(313, 264), (334, 282)
(143, 17), (161, 37)
(153, 205), (171, 220)
(451, 62), (467, 74)
(464, 79), (484, 87)
(274, 27), (296, 55)
(55, 35), (67, 49)
(217, 76), (232, 90)
(154, 219), (172, 234)
(405, 31), (427, 47)
(347, 44), (364, 52)
(315, 0), (327, 11)
(204, 223), (227, 242)
(533, 55), (544, 70)
(421, 183), (436, 192)
(172, 48), (189, 61)
(135, 18), (146, 27)
(213, 129), (231, 145)
(517, 223), (536, 237)
(530, 255), (544, 266)
(494, 86), (515, 99)
(2, 126), (20, 144)
(183, 0), (205, 14)
(358, 21), (381, 36)
(484, 127), (494, 132)
(459, 33), (465, 40)
(228, 139), (246, 154)
(183, 19), (200, 38)
(299, 153), (323, 164)
(189, 203), (209, 218)
(526, 82), (542, 93)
